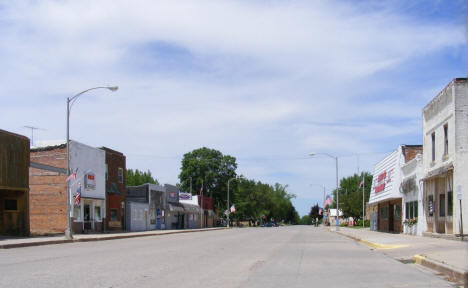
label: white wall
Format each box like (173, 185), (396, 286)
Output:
(369, 146), (404, 205)
(454, 80), (468, 235)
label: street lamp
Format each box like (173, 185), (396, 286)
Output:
(309, 152), (339, 231)
(227, 176), (243, 228)
(65, 86), (118, 239)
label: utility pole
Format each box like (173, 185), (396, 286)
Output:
(23, 125), (45, 147)
(362, 173), (365, 228)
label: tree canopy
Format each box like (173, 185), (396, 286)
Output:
(178, 147), (237, 211)
(330, 172), (372, 222)
(178, 147), (299, 225)
(126, 169), (159, 186)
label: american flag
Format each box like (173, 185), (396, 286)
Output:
(66, 169), (77, 182)
(359, 180), (364, 189)
(74, 182), (81, 205)
(230, 204), (236, 213)
(323, 195), (333, 208)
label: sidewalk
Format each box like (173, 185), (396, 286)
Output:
(334, 227), (468, 286)
(0, 227), (226, 249)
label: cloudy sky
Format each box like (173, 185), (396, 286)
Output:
(1, 0), (466, 216)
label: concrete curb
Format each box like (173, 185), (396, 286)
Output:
(0, 227), (227, 249)
(335, 231), (408, 250)
(413, 254), (468, 286)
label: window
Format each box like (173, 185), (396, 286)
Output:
(4, 199), (18, 211)
(439, 194), (445, 217)
(395, 205), (401, 220)
(105, 164), (108, 181)
(447, 191), (453, 216)
(405, 201), (418, 219)
(431, 132), (436, 162)
(443, 124), (448, 156)
(73, 205), (81, 220)
(118, 168), (123, 183)
(95, 206), (102, 221)
(428, 195), (434, 217)
(110, 209), (118, 221)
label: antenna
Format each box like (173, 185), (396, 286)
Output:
(23, 126), (46, 147)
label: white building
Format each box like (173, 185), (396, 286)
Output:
(368, 145), (422, 233)
(69, 141), (106, 233)
(422, 78), (468, 237)
(400, 154), (426, 235)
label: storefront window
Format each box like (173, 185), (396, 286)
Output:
(439, 194), (445, 217)
(413, 201), (418, 218)
(4, 199), (18, 211)
(447, 191), (453, 216)
(110, 209), (118, 221)
(95, 206), (102, 221)
(405, 202), (410, 219)
(395, 205), (401, 220)
(73, 204), (81, 220)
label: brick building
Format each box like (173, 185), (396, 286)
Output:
(30, 140), (106, 235)
(0, 129), (30, 236)
(29, 142), (67, 235)
(100, 147), (126, 231)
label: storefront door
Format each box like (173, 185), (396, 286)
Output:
(389, 204), (394, 232)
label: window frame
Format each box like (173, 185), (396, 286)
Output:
(443, 124), (448, 156)
(431, 132), (436, 162)
(118, 167), (123, 183)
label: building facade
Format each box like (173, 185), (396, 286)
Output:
(179, 193), (201, 229)
(101, 147), (126, 231)
(126, 183), (166, 232)
(30, 140), (106, 235)
(401, 153), (426, 235)
(422, 78), (468, 237)
(369, 145), (422, 233)
(0, 130), (30, 236)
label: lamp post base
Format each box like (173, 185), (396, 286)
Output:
(65, 228), (73, 240)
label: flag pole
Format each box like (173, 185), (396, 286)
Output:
(362, 173), (365, 228)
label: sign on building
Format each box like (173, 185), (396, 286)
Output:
(85, 172), (96, 190)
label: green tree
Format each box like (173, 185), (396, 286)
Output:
(299, 215), (313, 225)
(178, 147), (237, 212)
(309, 203), (322, 225)
(126, 169), (159, 186)
(331, 172), (372, 222)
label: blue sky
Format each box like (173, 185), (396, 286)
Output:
(1, 0), (466, 216)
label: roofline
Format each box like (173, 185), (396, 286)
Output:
(99, 146), (124, 156)
(423, 78), (467, 111)
(0, 129), (30, 142)
(31, 143), (66, 152)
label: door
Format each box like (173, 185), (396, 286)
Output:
(389, 204), (394, 232)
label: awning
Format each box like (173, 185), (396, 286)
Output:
(168, 203), (185, 212)
(422, 163), (453, 181)
(180, 203), (201, 213)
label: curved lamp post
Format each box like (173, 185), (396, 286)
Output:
(65, 86), (118, 239)
(310, 153), (339, 231)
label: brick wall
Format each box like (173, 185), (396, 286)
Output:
(102, 147), (126, 230)
(29, 147), (67, 235)
(402, 145), (423, 163)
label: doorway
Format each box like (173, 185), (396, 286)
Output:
(389, 204), (394, 232)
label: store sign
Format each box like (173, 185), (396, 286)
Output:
(179, 192), (192, 200)
(457, 185), (462, 200)
(84, 172), (96, 190)
(374, 169), (393, 194)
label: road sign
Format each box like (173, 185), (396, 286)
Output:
(457, 185), (462, 200)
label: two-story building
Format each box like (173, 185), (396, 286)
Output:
(422, 78), (468, 237)
(0, 129), (30, 236)
(100, 147), (126, 231)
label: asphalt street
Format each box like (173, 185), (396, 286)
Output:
(0, 226), (456, 288)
